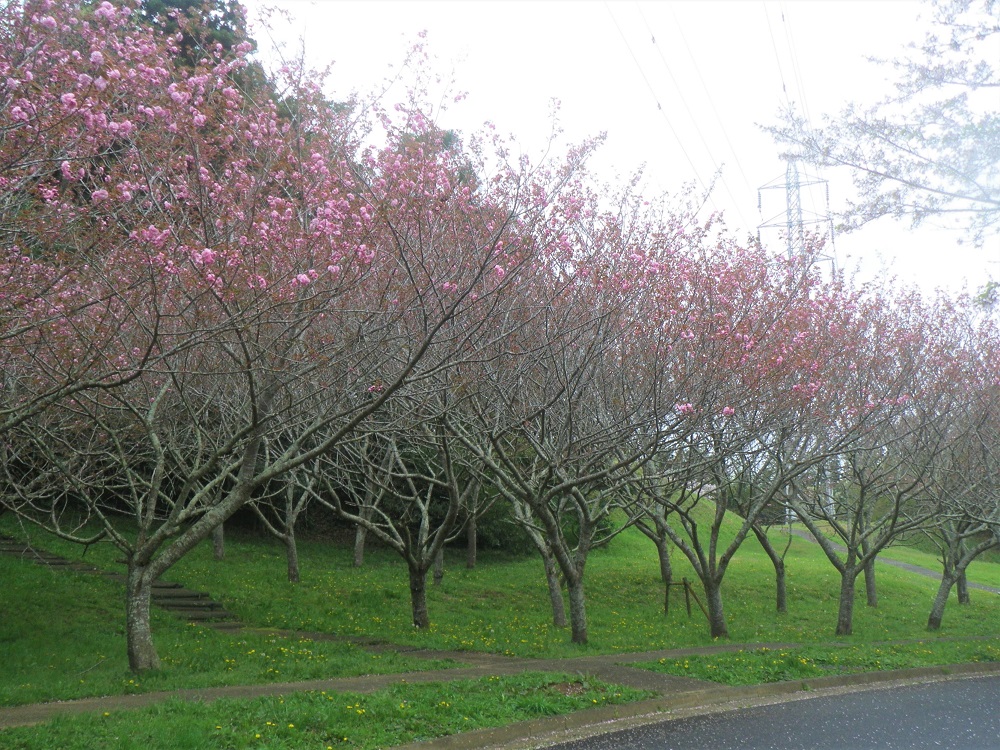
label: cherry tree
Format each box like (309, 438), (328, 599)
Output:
(311, 386), (484, 629)
(444, 183), (709, 645)
(629, 236), (846, 639)
(768, 0), (1000, 245)
(923, 407), (1000, 629)
(786, 289), (957, 636)
(1, 1), (575, 672)
(919, 306), (1000, 629)
(0, 1), (189, 439)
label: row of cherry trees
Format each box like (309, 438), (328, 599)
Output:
(2, 1), (999, 672)
(0, 0), (570, 670)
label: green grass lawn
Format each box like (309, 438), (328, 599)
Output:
(789, 521), (1000, 589)
(633, 638), (1000, 685)
(2, 510), (998, 748)
(877, 543), (1000, 590)
(4, 513), (999, 666)
(0, 553), (456, 707)
(0, 673), (653, 750)
(17, 518), (995, 658)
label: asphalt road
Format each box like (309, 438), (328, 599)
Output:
(545, 675), (1000, 750)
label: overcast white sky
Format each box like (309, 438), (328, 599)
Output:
(246, 0), (998, 295)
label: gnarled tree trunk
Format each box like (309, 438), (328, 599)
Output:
(566, 575), (588, 644)
(353, 524), (367, 568)
(125, 562), (160, 672)
(433, 544), (444, 586)
(957, 570), (970, 604)
(702, 577), (729, 639)
(542, 549), (568, 628)
(408, 562), (431, 629)
(927, 570), (957, 631)
(836, 571), (858, 636)
(655, 537), (672, 586)
(211, 523), (225, 561)
(466, 512), (477, 569)
(752, 525), (787, 614)
(285, 530), (300, 583)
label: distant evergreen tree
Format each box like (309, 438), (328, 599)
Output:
(138, 0), (253, 62)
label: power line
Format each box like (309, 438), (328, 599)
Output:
(763, 2), (792, 108)
(603, 2), (713, 200)
(635, 3), (752, 229)
(664, 5), (757, 200)
(779, 3), (814, 130)
(777, 4), (823, 221)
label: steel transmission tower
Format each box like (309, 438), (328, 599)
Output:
(758, 159), (836, 272)
(760, 159), (839, 522)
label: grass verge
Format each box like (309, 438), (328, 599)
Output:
(0, 554), (454, 707)
(632, 638), (1000, 685)
(0, 673), (653, 749)
(2, 509), (998, 714)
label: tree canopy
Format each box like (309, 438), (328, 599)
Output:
(767, 0), (1000, 246)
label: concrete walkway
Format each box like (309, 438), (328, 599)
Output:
(788, 529), (1000, 595)
(3, 632), (1000, 742)
(0, 637), (801, 729)
(2, 531), (999, 747)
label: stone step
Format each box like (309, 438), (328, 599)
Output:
(22, 553), (65, 563)
(164, 607), (236, 621)
(150, 589), (212, 600)
(0, 535), (240, 627)
(205, 621), (243, 632)
(155, 598), (222, 610)
(36, 560), (101, 572)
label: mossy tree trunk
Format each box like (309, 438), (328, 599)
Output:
(542, 550), (568, 628)
(752, 524), (787, 614)
(703, 577), (729, 639)
(836, 570), (859, 636)
(125, 561), (160, 673)
(211, 523), (225, 561)
(433, 544), (444, 586)
(566, 574), (588, 644)
(957, 570), (970, 604)
(465, 512), (477, 569)
(285, 529), (300, 584)
(927, 569), (957, 631)
(408, 561), (431, 629)
(353, 524), (368, 568)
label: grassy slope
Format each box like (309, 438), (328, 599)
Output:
(0, 674), (653, 750)
(878, 543), (1000, 589)
(0, 552), (455, 707)
(788, 520), (1000, 589)
(2, 505), (999, 749)
(1, 505), (997, 705)
(156, 510), (997, 653)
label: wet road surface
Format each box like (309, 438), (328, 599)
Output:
(547, 674), (1000, 749)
